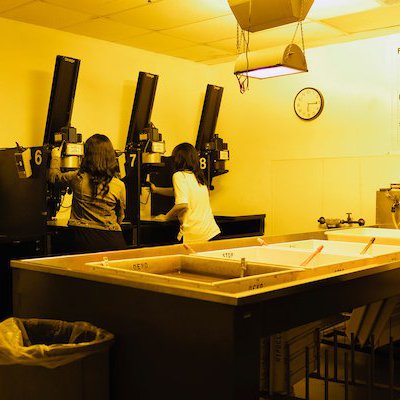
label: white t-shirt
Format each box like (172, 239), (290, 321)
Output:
(173, 171), (220, 243)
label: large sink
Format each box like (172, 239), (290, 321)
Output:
(326, 227), (400, 245)
(192, 246), (367, 271)
(77, 246), (382, 295)
(268, 239), (400, 260)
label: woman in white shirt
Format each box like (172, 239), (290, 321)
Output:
(151, 142), (220, 244)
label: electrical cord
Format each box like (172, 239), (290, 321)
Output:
(140, 187), (151, 205)
(392, 209), (399, 229)
(59, 190), (72, 209)
(143, 139), (151, 153)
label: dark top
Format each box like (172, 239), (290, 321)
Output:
(49, 155), (126, 231)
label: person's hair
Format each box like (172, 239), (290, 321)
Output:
(79, 134), (118, 197)
(172, 142), (206, 185)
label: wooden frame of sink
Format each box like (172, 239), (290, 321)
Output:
(85, 255), (300, 293)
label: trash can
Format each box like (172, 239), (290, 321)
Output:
(0, 317), (114, 400)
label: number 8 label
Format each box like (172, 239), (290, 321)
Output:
(199, 157), (207, 170)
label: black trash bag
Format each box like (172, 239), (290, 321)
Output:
(0, 318), (114, 369)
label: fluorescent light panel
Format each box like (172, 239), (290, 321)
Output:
(237, 65), (306, 79)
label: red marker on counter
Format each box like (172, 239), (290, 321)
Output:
(300, 245), (324, 267)
(360, 237), (375, 255)
(256, 237), (267, 246)
(183, 243), (196, 254)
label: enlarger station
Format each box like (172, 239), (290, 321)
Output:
(1, 55), (265, 261)
(131, 79), (265, 246)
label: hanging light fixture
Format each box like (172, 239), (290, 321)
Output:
(234, 43), (307, 79)
(228, 0), (314, 32)
(232, 0), (311, 91)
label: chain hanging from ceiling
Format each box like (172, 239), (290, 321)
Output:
(235, 0), (252, 94)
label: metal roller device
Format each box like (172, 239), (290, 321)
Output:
(376, 184), (400, 228)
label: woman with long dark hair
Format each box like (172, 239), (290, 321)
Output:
(49, 134), (127, 253)
(152, 142), (220, 243)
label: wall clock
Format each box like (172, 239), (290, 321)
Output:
(294, 87), (324, 120)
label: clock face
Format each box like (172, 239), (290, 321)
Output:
(294, 87), (324, 120)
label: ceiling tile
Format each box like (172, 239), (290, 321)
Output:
(247, 22), (300, 51)
(62, 17), (150, 41)
(0, 1), (91, 29)
(0, 0), (31, 13)
(308, 0), (380, 20)
(163, 44), (235, 62)
(118, 31), (195, 52)
(109, 0), (231, 30)
(296, 21), (346, 47)
(322, 5), (400, 33)
(301, 22), (347, 47)
(162, 14), (237, 44)
(203, 55), (238, 65)
(208, 37), (238, 53)
(230, 21), (346, 52)
(209, 21), (346, 55)
(0, 0), (398, 65)
(44, 0), (164, 16)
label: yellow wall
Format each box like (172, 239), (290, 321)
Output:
(1, 16), (400, 236)
(210, 35), (400, 234)
(0, 17), (214, 152)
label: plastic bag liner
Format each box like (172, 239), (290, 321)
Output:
(0, 318), (114, 369)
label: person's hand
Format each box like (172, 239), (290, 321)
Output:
(51, 142), (64, 158)
(153, 214), (167, 222)
(150, 182), (157, 194)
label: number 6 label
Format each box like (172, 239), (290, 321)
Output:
(34, 149), (43, 165)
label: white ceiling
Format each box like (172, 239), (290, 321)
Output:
(1, 0), (400, 64)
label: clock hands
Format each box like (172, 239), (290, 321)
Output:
(307, 101), (318, 111)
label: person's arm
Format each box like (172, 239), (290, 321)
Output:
(166, 172), (189, 219)
(48, 145), (63, 184)
(165, 203), (188, 220)
(117, 182), (126, 224)
(154, 203), (188, 222)
(153, 172), (189, 221)
(150, 182), (174, 197)
(48, 144), (76, 185)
